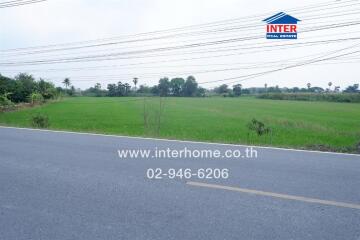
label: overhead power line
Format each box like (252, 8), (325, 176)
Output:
(2, 22), (359, 66)
(0, 0), (47, 8)
(0, 0), (358, 52)
(198, 44), (360, 85)
(24, 44), (360, 82)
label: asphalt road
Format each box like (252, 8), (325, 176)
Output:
(0, 127), (359, 240)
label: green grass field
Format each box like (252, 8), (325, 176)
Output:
(1, 97), (359, 152)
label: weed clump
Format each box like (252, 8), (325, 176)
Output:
(31, 114), (50, 128)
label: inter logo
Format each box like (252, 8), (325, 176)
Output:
(263, 12), (301, 39)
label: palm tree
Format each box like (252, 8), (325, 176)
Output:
(63, 78), (71, 89)
(124, 83), (131, 95)
(133, 77), (138, 91)
(307, 83), (311, 90)
(264, 83), (268, 92)
(328, 82), (333, 92)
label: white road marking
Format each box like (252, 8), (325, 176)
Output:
(187, 181), (360, 210)
(0, 125), (359, 157)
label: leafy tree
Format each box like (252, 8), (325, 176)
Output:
(183, 76), (198, 97)
(0, 74), (15, 95)
(158, 77), (170, 96)
(344, 84), (359, 93)
(312, 87), (325, 93)
(137, 85), (151, 94)
(94, 83), (101, 90)
(83, 83), (104, 97)
(268, 85), (281, 93)
(151, 85), (159, 95)
(233, 84), (242, 97)
(70, 86), (76, 96)
(107, 84), (117, 97)
(170, 78), (185, 96)
(215, 84), (229, 95)
(38, 79), (57, 99)
(196, 87), (206, 97)
(117, 82), (126, 96)
(12, 73), (38, 103)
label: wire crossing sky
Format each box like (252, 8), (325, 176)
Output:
(0, 0), (359, 89)
(0, 0), (47, 8)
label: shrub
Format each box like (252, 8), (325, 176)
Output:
(247, 118), (272, 145)
(29, 92), (44, 105)
(0, 93), (15, 112)
(31, 114), (50, 128)
(247, 119), (271, 136)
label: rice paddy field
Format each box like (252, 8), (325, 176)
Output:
(0, 97), (359, 153)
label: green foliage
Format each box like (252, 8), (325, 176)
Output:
(183, 76), (198, 97)
(38, 79), (58, 99)
(83, 83), (107, 97)
(29, 92), (44, 105)
(133, 78), (138, 90)
(31, 113), (50, 128)
(233, 84), (242, 97)
(247, 118), (272, 145)
(158, 77), (171, 96)
(0, 93), (15, 111)
(63, 78), (71, 89)
(102, 75), (201, 97)
(247, 119), (271, 136)
(137, 85), (152, 94)
(107, 82), (131, 97)
(214, 84), (229, 95)
(257, 93), (360, 103)
(344, 84), (359, 93)
(170, 78), (185, 96)
(12, 73), (38, 103)
(196, 87), (206, 97)
(0, 73), (59, 103)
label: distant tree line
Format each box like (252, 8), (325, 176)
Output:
(83, 76), (206, 97)
(83, 77), (360, 98)
(2, 72), (358, 104)
(208, 83), (360, 96)
(257, 92), (360, 103)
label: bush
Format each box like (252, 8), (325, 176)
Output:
(247, 119), (271, 136)
(29, 92), (44, 105)
(0, 93), (15, 112)
(247, 118), (272, 144)
(31, 114), (50, 128)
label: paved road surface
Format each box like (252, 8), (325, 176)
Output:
(0, 127), (359, 240)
